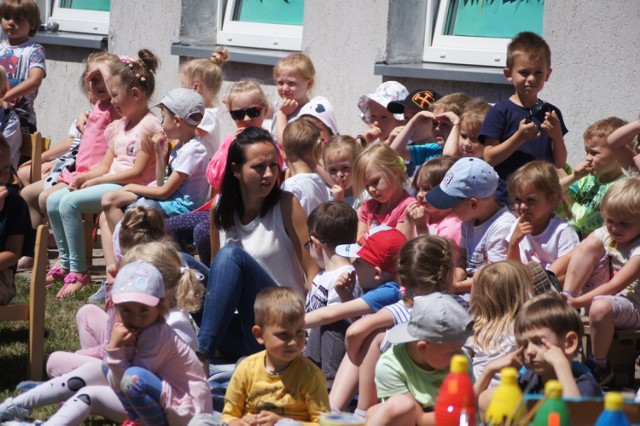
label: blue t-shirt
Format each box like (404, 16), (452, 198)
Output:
(518, 361), (602, 397)
(361, 281), (402, 312)
(409, 142), (442, 167)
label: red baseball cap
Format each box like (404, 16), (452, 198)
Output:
(335, 226), (407, 275)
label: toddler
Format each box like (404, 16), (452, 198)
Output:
(443, 99), (491, 159)
(607, 116), (640, 175)
(314, 134), (362, 209)
(357, 81), (408, 144)
(0, 65), (20, 170)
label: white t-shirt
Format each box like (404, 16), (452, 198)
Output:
(461, 206), (515, 276)
(506, 214), (579, 269)
(165, 308), (197, 350)
(594, 226), (640, 307)
(281, 172), (330, 216)
(198, 107), (221, 159)
(168, 136), (210, 210)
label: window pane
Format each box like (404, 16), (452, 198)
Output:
(59, 0), (110, 12)
(444, 0), (543, 39)
(233, 0), (304, 26)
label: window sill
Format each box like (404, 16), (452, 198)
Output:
(171, 43), (292, 66)
(374, 62), (510, 85)
(32, 31), (107, 49)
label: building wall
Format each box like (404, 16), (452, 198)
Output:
(34, 0), (640, 167)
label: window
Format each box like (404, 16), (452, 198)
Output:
(423, 0), (544, 67)
(43, 0), (110, 35)
(217, 0), (304, 51)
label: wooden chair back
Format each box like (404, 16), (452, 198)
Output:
(20, 132), (51, 183)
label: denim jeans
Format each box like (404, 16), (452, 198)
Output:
(197, 245), (276, 360)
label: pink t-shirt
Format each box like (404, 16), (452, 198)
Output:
(103, 111), (161, 185)
(427, 212), (463, 249)
(358, 191), (415, 229)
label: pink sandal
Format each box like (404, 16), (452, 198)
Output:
(45, 265), (69, 288)
(55, 272), (91, 300)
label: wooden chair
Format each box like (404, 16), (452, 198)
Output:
(20, 132), (51, 183)
(0, 225), (47, 380)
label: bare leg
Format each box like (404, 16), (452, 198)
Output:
(589, 298), (615, 359)
(366, 394), (422, 426)
(101, 190), (138, 232)
(21, 179), (45, 227)
(562, 233), (604, 296)
(356, 331), (384, 412)
(329, 355), (359, 412)
(99, 213), (116, 267)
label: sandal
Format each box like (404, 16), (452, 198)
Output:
(55, 271), (91, 300)
(45, 265), (69, 288)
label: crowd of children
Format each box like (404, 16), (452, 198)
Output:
(0, 3), (639, 423)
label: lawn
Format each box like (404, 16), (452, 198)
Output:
(0, 273), (115, 425)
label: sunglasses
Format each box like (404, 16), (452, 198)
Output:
(525, 100), (548, 124)
(229, 105), (263, 121)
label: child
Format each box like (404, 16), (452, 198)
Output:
(45, 50), (162, 299)
(0, 135), (30, 305)
(427, 157), (515, 294)
(166, 79), (271, 265)
(353, 142), (415, 240)
(222, 287), (330, 425)
(315, 134), (362, 209)
(607, 116), (640, 175)
(180, 47), (228, 158)
(304, 201), (359, 386)
(468, 261), (533, 408)
(479, 31), (568, 200)
(102, 88), (209, 227)
(105, 260), (211, 425)
(405, 156), (462, 251)
(562, 178), (640, 385)
(0, 65), (20, 170)
(357, 81), (408, 144)
(387, 88), (440, 122)
(296, 95), (339, 141)
(507, 160), (579, 268)
(443, 99), (491, 159)
(281, 119), (329, 215)
(476, 294), (601, 402)
(0, 0), (45, 133)
(366, 292), (473, 426)
(561, 117), (628, 238)
(429, 92), (472, 146)
(273, 52), (316, 143)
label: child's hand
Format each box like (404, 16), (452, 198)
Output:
(510, 214), (533, 245)
(335, 270), (357, 302)
(435, 111), (459, 127)
(487, 346), (525, 373)
(236, 414), (258, 425)
(518, 118), (540, 141)
(108, 321), (136, 349)
(76, 110), (90, 134)
(151, 130), (169, 157)
(386, 125), (404, 146)
(329, 184), (345, 201)
(573, 159), (593, 179)
(405, 200), (427, 228)
(80, 177), (101, 189)
(541, 110), (563, 141)
(540, 336), (570, 368)
(257, 410), (282, 426)
(0, 186), (7, 211)
(68, 174), (88, 191)
(364, 122), (382, 144)
(279, 98), (299, 116)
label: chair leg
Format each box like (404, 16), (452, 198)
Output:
(28, 225), (47, 380)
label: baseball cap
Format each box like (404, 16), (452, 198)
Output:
(387, 292), (473, 344)
(155, 88), (205, 126)
(387, 89), (441, 114)
(426, 157), (499, 210)
(297, 96), (339, 135)
(335, 225), (407, 275)
(358, 81), (409, 121)
(112, 261), (165, 306)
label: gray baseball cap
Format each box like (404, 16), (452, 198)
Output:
(387, 292), (473, 344)
(155, 88), (205, 126)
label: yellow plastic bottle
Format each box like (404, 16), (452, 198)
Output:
(484, 367), (523, 425)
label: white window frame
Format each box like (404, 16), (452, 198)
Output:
(423, 0), (527, 68)
(217, 0), (303, 51)
(41, 0), (109, 35)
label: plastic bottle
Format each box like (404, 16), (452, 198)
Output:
(595, 392), (630, 426)
(532, 380), (571, 426)
(484, 367), (523, 425)
(435, 354), (476, 426)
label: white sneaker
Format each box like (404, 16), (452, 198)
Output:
(0, 397), (29, 421)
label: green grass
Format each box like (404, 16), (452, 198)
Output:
(0, 273), (115, 425)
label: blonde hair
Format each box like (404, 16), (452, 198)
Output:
(430, 92), (472, 117)
(85, 51), (120, 74)
(224, 79), (268, 110)
(459, 99), (491, 135)
(314, 134), (362, 168)
(122, 240), (204, 313)
(180, 47), (228, 107)
(584, 117), (629, 145)
(508, 160), (570, 219)
(352, 142), (408, 197)
(254, 287), (304, 328)
(118, 206), (166, 254)
(601, 177), (640, 219)
(471, 261), (533, 351)
(283, 118), (320, 161)
(273, 52), (316, 84)
(398, 235), (453, 298)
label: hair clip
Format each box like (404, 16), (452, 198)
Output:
(128, 63), (134, 69)
(396, 155), (407, 173)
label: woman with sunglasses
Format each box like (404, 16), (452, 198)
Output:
(165, 79), (275, 266)
(195, 126), (319, 369)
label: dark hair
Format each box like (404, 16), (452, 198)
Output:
(214, 127), (281, 230)
(119, 206), (166, 253)
(507, 31), (551, 69)
(515, 293), (583, 343)
(398, 235), (452, 296)
(412, 155), (457, 191)
(307, 201), (357, 249)
(111, 49), (159, 98)
(0, 133), (8, 153)
(0, 0), (41, 37)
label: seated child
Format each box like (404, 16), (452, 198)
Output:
(366, 292), (473, 426)
(427, 157), (515, 295)
(281, 119), (330, 215)
(222, 287), (330, 425)
(475, 293), (601, 409)
(304, 201), (360, 386)
(357, 81), (408, 145)
(443, 99), (491, 159)
(560, 117), (628, 238)
(0, 135), (30, 305)
(607, 116), (640, 176)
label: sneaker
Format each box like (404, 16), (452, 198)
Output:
(0, 397), (30, 421)
(88, 280), (107, 303)
(16, 256), (33, 272)
(122, 419), (142, 426)
(15, 381), (44, 393)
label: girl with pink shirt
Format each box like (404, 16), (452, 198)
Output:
(45, 49), (162, 299)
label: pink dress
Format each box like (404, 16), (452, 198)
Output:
(358, 191), (415, 229)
